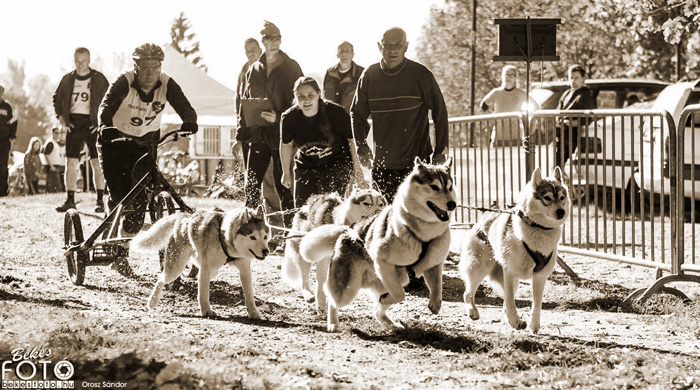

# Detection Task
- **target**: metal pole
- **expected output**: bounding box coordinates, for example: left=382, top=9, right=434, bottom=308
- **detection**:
left=469, top=0, right=477, bottom=147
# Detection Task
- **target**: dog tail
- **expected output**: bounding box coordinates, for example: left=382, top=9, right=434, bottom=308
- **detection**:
left=298, top=224, right=350, bottom=264
left=131, top=213, right=184, bottom=252
left=281, top=236, right=304, bottom=290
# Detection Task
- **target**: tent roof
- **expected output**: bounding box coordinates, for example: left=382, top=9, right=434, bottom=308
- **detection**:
left=161, top=45, right=236, bottom=119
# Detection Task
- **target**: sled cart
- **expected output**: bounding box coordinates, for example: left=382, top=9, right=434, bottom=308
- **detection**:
left=62, top=129, right=197, bottom=285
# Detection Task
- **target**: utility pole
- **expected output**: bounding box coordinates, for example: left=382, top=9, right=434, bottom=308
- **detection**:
left=469, top=0, right=477, bottom=147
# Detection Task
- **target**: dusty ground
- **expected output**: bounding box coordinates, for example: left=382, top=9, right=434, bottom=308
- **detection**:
left=1, top=193, right=700, bottom=389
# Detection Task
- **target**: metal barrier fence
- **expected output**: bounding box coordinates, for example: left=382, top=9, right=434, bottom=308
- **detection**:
left=446, top=108, right=700, bottom=303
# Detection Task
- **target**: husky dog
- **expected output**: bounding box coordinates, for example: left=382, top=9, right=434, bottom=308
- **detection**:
left=132, top=207, right=270, bottom=319
left=299, top=157, right=456, bottom=332
left=282, top=188, right=386, bottom=313
left=459, top=167, right=570, bottom=334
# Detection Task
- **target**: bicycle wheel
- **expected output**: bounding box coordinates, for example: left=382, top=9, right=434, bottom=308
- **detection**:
left=64, top=209, right=87, bottom=285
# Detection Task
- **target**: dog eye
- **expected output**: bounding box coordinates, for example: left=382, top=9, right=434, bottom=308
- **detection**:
left=543, top=195, right=552, bottom=201
left=430, top=185, right=440, bottom=191
left=362, top=202, right=371, bottom=206
left=250, top=235, right=257, bottom=240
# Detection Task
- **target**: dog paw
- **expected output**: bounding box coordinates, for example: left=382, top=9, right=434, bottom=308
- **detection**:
left=506, top=316, right=527, bottom=330
left=201, top=309, right=218, bottom=318
left=468, top=307, right=480, bottom=321
left=248, top=310, right=261, bottom=320
left=528, top=322, right=541, bottom=334
left=428, top=299, right=441, bottom=314
left=327, top=323, right=340, bottom=333
left=302, top=290, right=315, bottom=303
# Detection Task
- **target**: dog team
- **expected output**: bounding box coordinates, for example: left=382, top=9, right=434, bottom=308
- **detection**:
left=132, top=158, right=571, bottom=334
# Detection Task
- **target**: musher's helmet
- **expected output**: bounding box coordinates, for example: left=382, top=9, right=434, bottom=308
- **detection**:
left=132, top=43, right=164, bottom=63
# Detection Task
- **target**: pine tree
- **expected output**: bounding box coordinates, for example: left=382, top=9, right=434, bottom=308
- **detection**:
left=169, top=12, right=208, bottom=72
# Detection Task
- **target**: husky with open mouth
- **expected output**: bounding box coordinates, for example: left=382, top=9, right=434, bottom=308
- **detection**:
left=298, top=157, right=456, bottom=331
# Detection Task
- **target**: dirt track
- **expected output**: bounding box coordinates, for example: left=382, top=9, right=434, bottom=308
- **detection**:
left=2, top=193, right=700, bottom=389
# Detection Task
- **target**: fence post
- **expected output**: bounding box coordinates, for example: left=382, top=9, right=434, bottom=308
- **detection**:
left=524, top=112, right=534, bottom=179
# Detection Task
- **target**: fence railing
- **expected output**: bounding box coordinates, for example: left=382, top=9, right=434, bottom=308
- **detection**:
left=445, top=108, right=700, bottom=304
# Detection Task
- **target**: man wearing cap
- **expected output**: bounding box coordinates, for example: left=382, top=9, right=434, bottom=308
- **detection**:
left=235, top=21, right=303, bottom=233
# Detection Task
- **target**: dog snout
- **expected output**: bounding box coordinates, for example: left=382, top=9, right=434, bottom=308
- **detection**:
left=447, top=201, right=456, bottom=211
left=262, top=248, right=269, bottom=257
left=556, top=208, right=566, bottom=219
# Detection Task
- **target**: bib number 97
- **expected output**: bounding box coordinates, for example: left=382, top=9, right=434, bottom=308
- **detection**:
left=130, top=116, right=157, bottom=127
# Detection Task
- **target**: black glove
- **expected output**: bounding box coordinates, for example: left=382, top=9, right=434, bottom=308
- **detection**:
left=182, top=122, right=198, bottom=134
left=98, top=127, right=121, bottom=143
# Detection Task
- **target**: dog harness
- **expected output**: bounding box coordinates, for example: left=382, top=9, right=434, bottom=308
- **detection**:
left=403, top=224, right=433, bottom=278
left=475, top=211, right=554, bottom=273
left=217, top=214, right=238, bottom=264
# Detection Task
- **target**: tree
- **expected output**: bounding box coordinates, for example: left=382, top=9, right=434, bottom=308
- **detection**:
left=416, top=0, right=679, bottom=118
left=0, top=59, right=54, bottom=152
left=169, top=12, right=208, bottom=72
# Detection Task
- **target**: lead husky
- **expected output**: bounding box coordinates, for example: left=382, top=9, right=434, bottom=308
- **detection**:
left=459, top=167, right=570, bottom=334
left=132, top=207, right=270, bottom=319
left=282, top=188, right=386, bottom=313
left=299, top=157, right=456, bottom=332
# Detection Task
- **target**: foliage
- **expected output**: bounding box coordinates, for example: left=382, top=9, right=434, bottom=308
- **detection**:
left=169, top=12, right=207, bottom=72
left=416, top=0, right=684, bottom=117
left=0, top=59, right=54, bottom=151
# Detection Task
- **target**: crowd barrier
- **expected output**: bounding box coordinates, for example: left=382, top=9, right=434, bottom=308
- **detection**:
left=444, top=108, right=700, bottom=304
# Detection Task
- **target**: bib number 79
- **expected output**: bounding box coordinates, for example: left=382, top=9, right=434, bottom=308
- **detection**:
left=130, top=116, right=157, bottom=127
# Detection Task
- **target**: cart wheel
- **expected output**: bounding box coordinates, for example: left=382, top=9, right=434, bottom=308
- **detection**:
left=64, top=210, right=87, bottom=285
left=150, top=191, right=176, bottom=223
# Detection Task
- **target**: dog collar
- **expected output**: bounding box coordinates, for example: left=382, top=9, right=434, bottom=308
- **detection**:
left=217, top=216, right=237, bottom=263
left=516, top=209, right=553, bottom=230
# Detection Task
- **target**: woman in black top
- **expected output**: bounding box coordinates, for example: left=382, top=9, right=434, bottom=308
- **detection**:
left=280, top=77, right=355, bottom=207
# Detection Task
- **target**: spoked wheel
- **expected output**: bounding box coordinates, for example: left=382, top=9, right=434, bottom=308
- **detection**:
left=64, top=209, right=87, bottom=285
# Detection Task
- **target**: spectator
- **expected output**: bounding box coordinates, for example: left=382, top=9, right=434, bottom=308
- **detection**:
left=555, top=64, right=596, bottom=170
left=280, top=77, right=355, bottom=207
left=0, top=85, right=18, bottom=197
left=323, top=41, right=364, bottom=113
left=234, top=20, right=303, bottom=239
left=24, top=137, right=43, bottom=195
left=41, top=127, right=66, bottom=193
left=351, top=27, right=449, bottom=203
left=99, top=43, right=197, bottom=239
left=53, top=47, right=109, bottom=213
left=480, top=65, right=535, bottom=147
left=234, top=37, right=285, bottom=233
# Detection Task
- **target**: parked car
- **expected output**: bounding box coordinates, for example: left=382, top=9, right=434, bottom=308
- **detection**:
left=530, top=79, right=670, bottom=208
left=530, top=78, right=669, bottom=110
left=633, top=79, right=700, bottom=218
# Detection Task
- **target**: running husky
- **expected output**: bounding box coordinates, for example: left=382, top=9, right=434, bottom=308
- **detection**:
left=299, top=157, right=456, bottom=332
left=459, top=167, right=570, bottom=334
left=282, top=188, right=386, bottom=313
left=132, top=207, right=270, bottom=319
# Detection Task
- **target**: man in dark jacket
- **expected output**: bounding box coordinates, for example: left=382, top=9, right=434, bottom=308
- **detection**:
left=234, top=21, right=302, bottom=233
left=351, top=27, right=449, bottom=203
left=555, top=64, right=596, bottom=170
left=323, top=41, right=364, bottom=113
left=53, top=47, right=109, bottom=212
left=0, top=85, right=18, bottom=197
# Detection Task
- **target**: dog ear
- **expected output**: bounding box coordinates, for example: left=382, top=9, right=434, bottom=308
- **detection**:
left=443, top=155, right=453, bottom=170
left=254, top=205, right=265, bottom=219
left=413, top=156, right=425, bottom=170
left=530, top=167, right=542, bottom=186
left=552, top=166, right=563, bottom=182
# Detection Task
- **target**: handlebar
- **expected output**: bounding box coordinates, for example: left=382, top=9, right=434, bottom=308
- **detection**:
left=159, top=129, right=195, bottom=144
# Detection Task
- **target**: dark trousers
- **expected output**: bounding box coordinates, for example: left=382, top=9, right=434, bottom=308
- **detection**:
left=554, top=125, right=578, bottom=170
left=371, top=165, right=412, bottom=204
left=245, top=143, right=294, bottom=227
left=294, top=157, right=353, bottom=207
left=45, top=166, right=66, bottom=193
left=0, top=139, right=10, bottom=196
left=98, top=131, right=158, bottom=235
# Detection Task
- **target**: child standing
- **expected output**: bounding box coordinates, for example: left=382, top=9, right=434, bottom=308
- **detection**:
left=24, top=137, right=43, bottom=194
